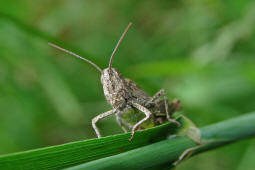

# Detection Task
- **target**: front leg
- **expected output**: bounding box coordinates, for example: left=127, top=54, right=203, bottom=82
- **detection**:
left=149, top=89, right=180, bottom=127
left=129, top=102, right=152, bottom=141
left=92, top=109, right=117, bottom=138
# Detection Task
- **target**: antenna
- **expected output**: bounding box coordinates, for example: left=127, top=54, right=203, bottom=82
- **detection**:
left=109, top=22, right=132, bottom=70
left=48, top=43, right=102, bottom=73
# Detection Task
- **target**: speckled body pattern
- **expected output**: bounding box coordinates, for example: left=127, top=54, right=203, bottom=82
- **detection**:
left=101, top=68, right=150, bottom=110
left=48, top=23, right=181, bottom=141
left=99, top=68, right=181, bottom=140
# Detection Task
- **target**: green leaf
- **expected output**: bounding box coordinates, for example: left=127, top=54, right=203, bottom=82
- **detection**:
left=1, top=113, right=255, bottom=170
left=66, top=112, right=255, bottom=170
left=0, top=122, right=178, bottom=170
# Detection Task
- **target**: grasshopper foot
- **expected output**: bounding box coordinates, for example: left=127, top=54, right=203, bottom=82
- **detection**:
left=168, top=118, right=181, bottom=127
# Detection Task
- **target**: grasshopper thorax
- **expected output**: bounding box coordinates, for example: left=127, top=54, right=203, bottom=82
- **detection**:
left=101, top=68, right=130, bottom=109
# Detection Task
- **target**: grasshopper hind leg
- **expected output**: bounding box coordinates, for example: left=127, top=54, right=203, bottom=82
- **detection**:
left=165, top=97, right=181, bottom=127
left=149, top=89, right=181, bottom=127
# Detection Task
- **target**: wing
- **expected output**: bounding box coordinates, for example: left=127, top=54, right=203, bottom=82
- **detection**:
left=124, top=78, right=151, bottom=105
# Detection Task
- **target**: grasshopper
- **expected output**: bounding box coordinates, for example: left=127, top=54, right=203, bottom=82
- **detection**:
left=48, top=22, right=181, bottom=141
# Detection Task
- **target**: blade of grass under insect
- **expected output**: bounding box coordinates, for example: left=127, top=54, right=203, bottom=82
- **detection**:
left=0, top=123, right=177, bottom=170
left=66, top=112, right=255, bottom=170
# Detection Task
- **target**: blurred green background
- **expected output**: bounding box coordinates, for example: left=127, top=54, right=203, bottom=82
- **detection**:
left=0, top=0, right=255, bottom=169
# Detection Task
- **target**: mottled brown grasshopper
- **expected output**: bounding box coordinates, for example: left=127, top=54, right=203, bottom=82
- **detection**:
left=48, top=22, right=182, bottom=141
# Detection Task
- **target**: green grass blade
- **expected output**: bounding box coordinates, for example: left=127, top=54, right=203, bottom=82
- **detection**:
left=67, top=112, right=255, bottom=170
left=0, top=123, right=177, bottom=170
left=1, top=113, right=254, bottom=170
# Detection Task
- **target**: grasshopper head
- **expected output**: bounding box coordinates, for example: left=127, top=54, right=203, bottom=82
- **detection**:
left=101, top=68, right=128, bottom=109
left=100, top=23, right=132, bottom=109
left=48, top=23, right=133, bottom=109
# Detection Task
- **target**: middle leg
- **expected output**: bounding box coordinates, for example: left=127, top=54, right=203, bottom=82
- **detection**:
left=116, top=112, right=133, bottom=132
